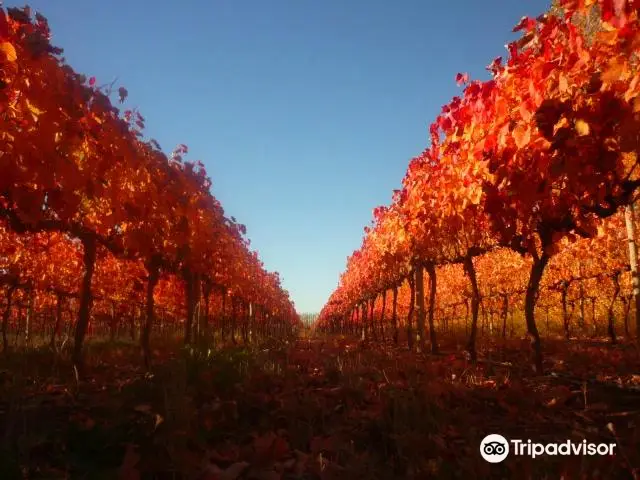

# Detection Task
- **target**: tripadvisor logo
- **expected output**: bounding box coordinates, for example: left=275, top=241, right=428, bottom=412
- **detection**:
left=480, top=434, right=616, bottom=463
left=480, top=434, right=509, bottom=463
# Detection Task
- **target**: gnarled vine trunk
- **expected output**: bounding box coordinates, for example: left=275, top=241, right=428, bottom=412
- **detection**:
left=463, top=255, right=479, bottom=361
left=407, top=276, right=415, bottom=350
left=425, top=263, right=438, bottom=354
left=221, top=289, right=227, bottom=342
left=183, top=270, right=201, bottom=346
left=141, top=258, right=161, bottom=368
left=392, top=285, right=399, bottom=345
left=415, top=265, right=426, bottom=351
left=524, top=251, right=550, bottom=375
left=230, top=297, right=238, bottom=345
left=201, top=280, right=212, bottom=348
left=72, top=235, right=97, bottom=373
left=369, top=295, right=377, bottom=342
left=2, top=285, right=16, bottom=353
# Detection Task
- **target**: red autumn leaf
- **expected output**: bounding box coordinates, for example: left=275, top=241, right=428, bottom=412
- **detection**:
left=455, top=72, right=469, bottom=86
left=513, top=16, right=537, bottom=33
left=486, top=56, right=502, bottom=76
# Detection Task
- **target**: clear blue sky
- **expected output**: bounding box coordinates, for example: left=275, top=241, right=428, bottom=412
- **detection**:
left=13, top=0, right=551, bottom=313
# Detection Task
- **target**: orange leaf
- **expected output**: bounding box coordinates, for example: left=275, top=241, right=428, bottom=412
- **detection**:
left=558, top=74, right=568, bottom=93
left=575, top=119, right=590, bottom=136
left=512, top=125, right=530, bottom=149
left=602, top=59, right=627, bottom=85
left=519, top=102, right=532, bottom=122
left=0, top=41, right=16, bottom=62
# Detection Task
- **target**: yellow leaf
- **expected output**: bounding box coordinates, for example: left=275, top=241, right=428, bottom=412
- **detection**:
left=0, top=42, right=17, bottom=62
left=575, top=119, right=590, bottom=136
left=26, top=99, right=45, bottom=117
